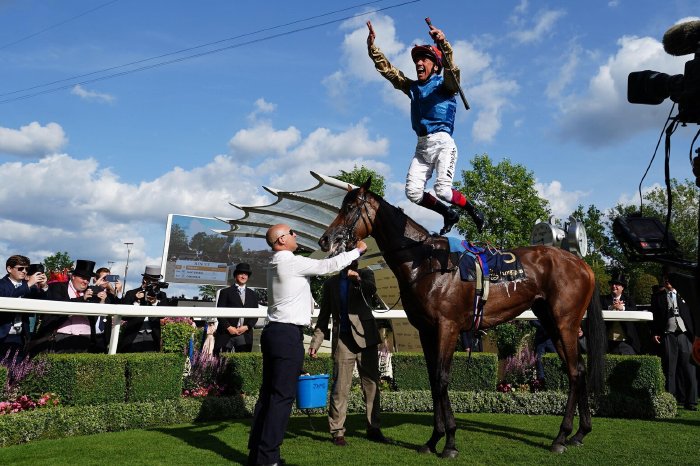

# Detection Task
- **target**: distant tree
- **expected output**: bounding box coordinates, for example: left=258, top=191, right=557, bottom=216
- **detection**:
left=454, top=154, right=550, bottom=248
left=572, top=204, right=611, bottom=290
left=168, top=224, right=190, bottom=257
left=336, top=165, right=386, bottom=197
left=198, top=284, right=223, bottom=301
left=43, top=251, right=73, bottom=273
left=189, top=232, right=229, bottom=262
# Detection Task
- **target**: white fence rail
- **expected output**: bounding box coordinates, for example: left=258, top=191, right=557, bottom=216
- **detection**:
left=0, top=297, right=651, bottom=355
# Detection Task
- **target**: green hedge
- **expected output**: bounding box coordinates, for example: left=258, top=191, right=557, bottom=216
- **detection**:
left=0, top=387, right=677, bottom=447
left=221, top=352, right=334, bottom=395
left=125, top=353, right=185, bottom=402
left=541, top=354, right=665, bottom=397
left=25, top=354, right=127, bottom=405
left=0, top=396, right=251, bottom=447
left=391, top=352, right=498, bottom=391
left=161, top=323, right=203, bottom=354
left=17, top=353, right=185, bottom=405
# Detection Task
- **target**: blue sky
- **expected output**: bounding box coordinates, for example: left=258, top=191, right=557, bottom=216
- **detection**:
left=0, top=0, right=698, bottom=295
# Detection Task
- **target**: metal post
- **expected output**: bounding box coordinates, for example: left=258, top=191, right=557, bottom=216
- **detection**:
left=123, top=242, right=133, bottom=299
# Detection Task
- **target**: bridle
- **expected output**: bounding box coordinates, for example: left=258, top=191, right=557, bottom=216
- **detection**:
left=336, top=191, right=375, bottom=250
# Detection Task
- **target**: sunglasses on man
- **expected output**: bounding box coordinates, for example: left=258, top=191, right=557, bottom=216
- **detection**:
left=275, top=229, right=297, bottom=244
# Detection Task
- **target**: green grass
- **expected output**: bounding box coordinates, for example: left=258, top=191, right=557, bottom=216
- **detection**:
left=0, top=410, right=698, bottom=465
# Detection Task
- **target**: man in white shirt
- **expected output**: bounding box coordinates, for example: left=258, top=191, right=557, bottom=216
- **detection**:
left=247, top=224, right=366, bottom=466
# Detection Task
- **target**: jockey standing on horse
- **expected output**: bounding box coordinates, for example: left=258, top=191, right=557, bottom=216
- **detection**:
left=366, top=20, right=484, bottom=235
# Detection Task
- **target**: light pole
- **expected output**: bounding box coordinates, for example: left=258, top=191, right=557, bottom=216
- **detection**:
left=123, top=242, right=133, bottom=298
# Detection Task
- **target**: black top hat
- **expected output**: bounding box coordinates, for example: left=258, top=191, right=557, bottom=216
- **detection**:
left=141, top=265, right=162, bottom=279
left=609, top=272, right=628, bottom=287
left=72, top=260, right=96, bottom=279
left=233, top=263, right=253, bottom=276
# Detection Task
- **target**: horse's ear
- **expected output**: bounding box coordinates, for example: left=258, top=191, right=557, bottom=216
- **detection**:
left=347, top=184, right=353, bottom=192
left=361, top=177, right=372, bottom=192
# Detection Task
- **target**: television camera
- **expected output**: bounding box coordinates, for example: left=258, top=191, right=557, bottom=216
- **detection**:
left=616, top=20, right=700, bottom=335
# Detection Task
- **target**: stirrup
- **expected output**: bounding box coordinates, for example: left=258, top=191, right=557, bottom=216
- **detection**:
left=440, top=208, right=460, bottom=235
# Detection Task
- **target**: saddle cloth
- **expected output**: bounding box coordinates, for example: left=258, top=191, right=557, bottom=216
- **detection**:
left=447, top=237, right=526, bottom=283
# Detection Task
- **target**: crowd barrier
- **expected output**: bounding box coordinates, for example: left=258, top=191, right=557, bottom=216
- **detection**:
left=0, top=296, right=651, bottom=355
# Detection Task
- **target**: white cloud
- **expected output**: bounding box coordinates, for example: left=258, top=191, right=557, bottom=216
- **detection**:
left=247, top=98, right=276, bottom=121
left=555, top=33, right=688, bottom=146
left=469, top=73, right=519, bottom=142
left=616, top=182, right=663, bottom=207
left=0, top=121, right=67, bottom=157
left=511, top=8, right=566, bottom=44
left=71, top=84, right=115, bottom=103
left=228, top=121, right=301, bottom=157
left=545, top=44, right=581, bottom=100
left=535, top=180, right=588, bottom=218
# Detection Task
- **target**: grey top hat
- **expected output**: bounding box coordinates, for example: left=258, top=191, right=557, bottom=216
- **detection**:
left=233, top=263, right=253, bottom=276
left=142, top=265, right=162, bottom=279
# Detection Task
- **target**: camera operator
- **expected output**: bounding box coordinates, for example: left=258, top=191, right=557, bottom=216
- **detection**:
left=119, top=265, right=169, bottom=353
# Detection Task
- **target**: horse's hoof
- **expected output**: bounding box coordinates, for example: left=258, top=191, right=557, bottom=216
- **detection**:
left=566, top=438, right=583, bottom=447
left=417, top=444, right=436, bottom=454
left=550, top=443, right=567, bottom=454
left=440, top=448, right=459, bottom=459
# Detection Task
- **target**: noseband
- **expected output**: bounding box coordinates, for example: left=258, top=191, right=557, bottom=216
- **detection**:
left=337, top=192, right=374, bottom=247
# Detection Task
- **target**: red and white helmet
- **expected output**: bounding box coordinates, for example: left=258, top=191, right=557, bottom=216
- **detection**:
left=411, top=44, right=443, bottom=73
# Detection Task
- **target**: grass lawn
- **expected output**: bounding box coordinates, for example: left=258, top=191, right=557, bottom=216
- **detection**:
left=0, top=409, right=698, bottom=465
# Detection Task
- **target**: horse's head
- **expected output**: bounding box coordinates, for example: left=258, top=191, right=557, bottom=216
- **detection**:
left=319, top=177, right=378, bottom=255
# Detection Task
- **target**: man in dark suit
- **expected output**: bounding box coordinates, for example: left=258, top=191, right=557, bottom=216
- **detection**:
left=0, top=255, right=47, bottom=358
left=309, top=261, right=390, bottom=446
left=119, top=265, right=168, bottom=353
left=33, top=259, right=98, bottom=354
left=215, top=263, right=259, bottom=354
left=651, top=273, right=697, bottom=411
left=600, top=272, right=641, bottom=355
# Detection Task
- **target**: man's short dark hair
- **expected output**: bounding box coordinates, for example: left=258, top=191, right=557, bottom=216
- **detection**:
left=6, top=255, right=30, bottom=269
left=95, top=267, right=110, bottom=276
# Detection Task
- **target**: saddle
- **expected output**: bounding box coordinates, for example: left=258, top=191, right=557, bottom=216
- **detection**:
left=447, top=237, right=526, bottom=331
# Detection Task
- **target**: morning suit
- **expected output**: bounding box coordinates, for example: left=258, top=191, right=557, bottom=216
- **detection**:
left=651, top=288, right=697, bottom=408
left=214, top=285, right=258, bottom=354
left=118, top=287, right=167, bottom=352
left=601, top=293, right=641, bottom=354
left=310, top=267, right=381, bottom=439
left=0, top=275, right=35, bottom=356
left=31, top=281, right=97, bottom=354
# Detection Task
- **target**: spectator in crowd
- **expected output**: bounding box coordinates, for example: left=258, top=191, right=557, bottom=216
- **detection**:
left=33, top=260, right=98, bottom=354
left=531, top=320, right=556, bottom=383
left=119, top=265, right=167, bottom=353
left=0, top=255, right=47, bottom=358
left=247, top=224, right=366, bottom=466
left=601, top=272, right=641, bottom=355
left=651, top=273, right=697, bottom=411
left=309, top=260, right=391, bottom=447
left=460, top=328, right=483, bottom=354
left=90, top=267, right=122, bottom=353
left=214, top=263, right=259, bottom=354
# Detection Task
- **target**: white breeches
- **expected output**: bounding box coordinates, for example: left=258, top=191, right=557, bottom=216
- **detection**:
left=405, top=131, right=458, bottom=204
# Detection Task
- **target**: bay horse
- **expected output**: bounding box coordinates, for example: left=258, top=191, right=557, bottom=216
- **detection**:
left=319, top=179, right=606, bottom=457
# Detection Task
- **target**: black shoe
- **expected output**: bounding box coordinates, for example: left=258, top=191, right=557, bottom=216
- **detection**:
left=332, top=436, right=347, bottom=446
left=465, top=202, right=485, bottom=233
left=440, top=208, right=460, bottom=235
left=367, top=429, right=394, bottom=444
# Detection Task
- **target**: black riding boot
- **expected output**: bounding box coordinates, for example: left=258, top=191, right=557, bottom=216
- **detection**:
left=464, top=200, right=485, bottom=233
left=419, top=192, right=460, bottom=235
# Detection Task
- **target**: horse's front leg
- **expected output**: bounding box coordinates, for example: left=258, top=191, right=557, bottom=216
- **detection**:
left=416, top=327, right=444, bottom=454
left=436, top=324, right=459, bottom=459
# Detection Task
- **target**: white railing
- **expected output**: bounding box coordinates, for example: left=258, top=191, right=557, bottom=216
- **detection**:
left=0, top=297, right=652, bottom=355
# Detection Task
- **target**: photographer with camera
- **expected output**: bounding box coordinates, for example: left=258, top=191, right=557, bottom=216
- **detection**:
left=119, top=265, right=169, bottom=353
left=1, top=255, right=47, bottom=359
left=90, top=267, right=122, bottom=353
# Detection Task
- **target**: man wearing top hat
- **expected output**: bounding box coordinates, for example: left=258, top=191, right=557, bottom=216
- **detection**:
left=215, top=263, right=259, bottom=354
left=600, top=272, right=641, bottom=355
left=120, top=265, right=168, bottom=353
left=32, top=259, right=100, bottom=354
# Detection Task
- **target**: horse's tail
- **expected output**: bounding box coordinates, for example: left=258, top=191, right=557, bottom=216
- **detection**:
left=585, top=282, right=606, bottom=395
